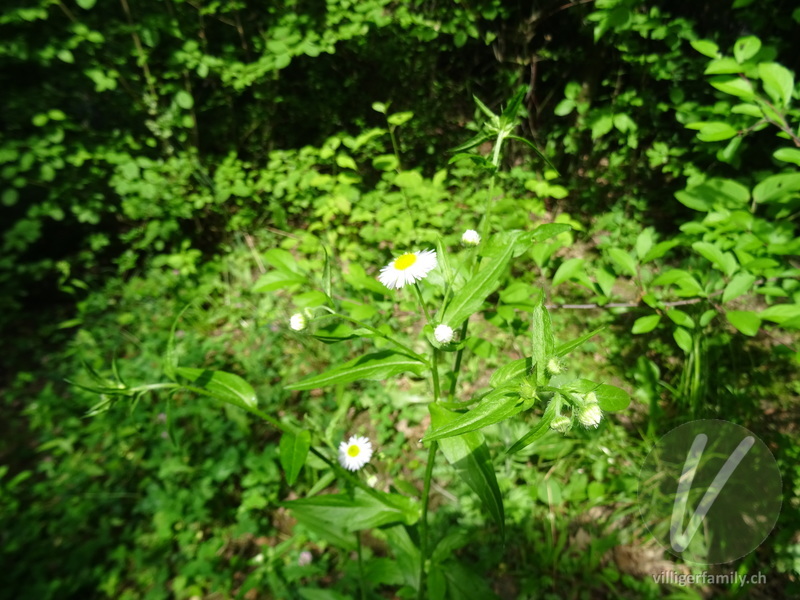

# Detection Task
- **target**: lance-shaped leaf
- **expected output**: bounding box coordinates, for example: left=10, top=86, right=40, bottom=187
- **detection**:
left=555, top=326, right=605, bottom=358
left=430, top=404, right=505, bottom=539
left=279, top=429, right=311, bottom=485
left=564, top=379, right=631, bottom=411
left=489, top=357, right=534, bottom=388
left=176, top=367, right=258, bottom=410
left=422, top=388, right=524, bottom=442
left=440, top=233, right=518, bottom=328
left=283, top=488, right=420, bottom=531
left=531, top=223, right=572, bottom=243
left=507, top=135, right=560, bottom=175
left=507, top=397, right=559, bottom=455
left=531, top=298, right=554, bottom=384
left=286, top=351, right=426, bottom=391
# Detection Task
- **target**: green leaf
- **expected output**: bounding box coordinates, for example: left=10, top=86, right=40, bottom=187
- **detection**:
left=673, top=327, right=693, bottom=353
left=710, top=76, right=755, bottom=99
left=686, top=121, right=738, bottom=142
left=506, top=399, right=557, bottom=454
left=642, top=240, right=679, bottom=263
left=555, top=326, right=605, bottom=358
left=690, top=40, right=719, bottom=59
left=753, top=173, right=800, bottom=204
left=279, top=430, right=311, bottom=485
left=758, top=62, right=794, bottom=107
left=335, top=154, right=357, bottom=170
left=632, top=314, right=661, bottom=334
left=387, top=111, right=414, bottom=126
left=283, top=488, right=420, bottom=531
left=675, top=178, right=750, bottom=212
left=531, top=223, right=572, bottom=243
left=531, top=297, right=554, bottom=384
left=430, top=404, right=504, bottom=538
left=723, top=273, right=756, bottom=303
left=253, top=270, right=306, bottom=292
left=76, top=0, right=96, bottom=8
left=692, top=241, right=736, bottom=276
left=176, top=367, right=258, bottom=410
left=553, top=258, right=586, bottom=286
left=759, top=304, right=800, bottom=324
left=607, top=248, right=638, bottom=277
left=726, top=311, right=761, bottom=336
left=441, top=233, right=518, bottom=327
left=635, top=228, right=654, bottom=260
left=667, top=309, right=695, bottom=329
left=286, top=351, right=425, bottom=391
left=421, top=389, right=523, bottom=442
left=175, top=90, right=194, bottom=109
left=773, top=147, right=800, bottom=166
left=264, top=248, right=302, bottom=274
left=565, top=380, right=631, bottom=411
left=733, top=36, right=761, bottom=63
left=449, top=132, right=493, bottom=154
left=490, top=357, right=533, bottom=388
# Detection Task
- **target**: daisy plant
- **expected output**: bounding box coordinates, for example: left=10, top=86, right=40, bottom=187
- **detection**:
left=73, top=88, right=631, bottom=599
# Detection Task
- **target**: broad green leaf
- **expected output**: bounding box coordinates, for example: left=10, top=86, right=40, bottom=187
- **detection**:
left=653, top=269, right=704, bottom=295
left=642, top=240, right=679, bottom=263
left=506, top=399, right=558, bottom=455
left=335, top=153, right=357, bottom=170
left=176, top=367, right=258, bottom=410
left=490, top=357, right=533, bottom=388
left=175, top=90, right=194, bottom=109
left=264, top=248, right=302, bottom=274
left=531, top=298, right=554, bottom=384
left=253, top=270, right=305, bottom=292
left=753, top=173, right=800, bottom=204
left=759, top=304, right=800, bottom=323
left=773, top=147, right=800, bottom=166
left=632, top=314, right=661, bottom=334
left=692, top=241, right=736, bottom=276
left=686, top=121, right=738, bottom=142
left=667, top=309, right=695, bottom=329
left=608, top=248, right=638, bottom=277
left=531, top=223, right=572, bottom=243
left=723, top=273, right=756, bottom=303
left=286, top=351, right=426, bottom=390
left=733, top=36, right=761, bottom=63
left=442, top=561, right=500, bottom=600
left=555, top=326, right=605, bottom=357
left=726, top=311, right=761, bottom=336
left=635, top=228, right=654, bottom=260
left=441, top=233, right=518, bottom=327
left=422, top=389, right=523, bottom=442
left=565, top=380, right=631, bottom=411
left=76, top=0, right=96, bottom=8
left=279, top=430, right=311, bottom=485
left=675, top=178, right=750, bottom=211
left=387, top=111, right=414, bottom=126
left=705, top=57, right=742, bottom=74
left=710, top=76, right=755, bottom=100
left=690, top=40, right=719, bottom=59
left=430, top=404, right=504, bottom=538
left=758, top=62, right=794, bottom=107
left=283, top=488, right=420, bottom=531
left=553, top=257, right=586, bottom=286
left=673, top=327, right=693, bottom=353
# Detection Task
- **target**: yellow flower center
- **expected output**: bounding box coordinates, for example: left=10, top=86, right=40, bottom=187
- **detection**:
left=347, top=445, right=361, bottom=457
left=394, top=253, right=417, bottom=271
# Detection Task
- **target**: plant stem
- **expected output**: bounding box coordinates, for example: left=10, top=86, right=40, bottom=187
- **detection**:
left=413, top=283, right=432, bottom=324
left=417, top=440, right=436, bottom=600
left=447, top=320, right=470, bottom=401
left=356, top=532, right=367, bottom=600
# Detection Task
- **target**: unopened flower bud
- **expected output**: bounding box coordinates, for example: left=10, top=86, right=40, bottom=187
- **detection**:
left=289, top=313, right=306, bottom=331
left=550, top=415, right=571, bottom=433
left=461, top=229, right=481, bottom=246
left=546, top=358, right=563, bottom=375
left=577, top=403, right=603, bottom=428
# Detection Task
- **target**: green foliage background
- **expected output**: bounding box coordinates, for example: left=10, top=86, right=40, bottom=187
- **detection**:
left=2, top=0, right=800, bottom=598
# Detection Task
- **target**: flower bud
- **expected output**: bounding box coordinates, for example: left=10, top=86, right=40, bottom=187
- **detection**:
left=577, top=403, right=603, bottom=428
left=434, top=324, right=454, bottom=344
left=546, top=358, right=563, bottom=375
left=461, top=229, right=481, bottom=246
left=550, top=415, right=571, bottom=433
left=289, top=313, right=306, bottom=331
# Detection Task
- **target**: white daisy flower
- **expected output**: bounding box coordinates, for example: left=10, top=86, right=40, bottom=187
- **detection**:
left=461, top=229, right=481, bottom=246
left=577, top=403, right=603, bottom=428
left=434, top=324, right=454, bottom=344
left=378, top=250, right=437, bottom=290
left=338, top=435, right=373, bottom=471
left=289, top=313, right=306, bottom=331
